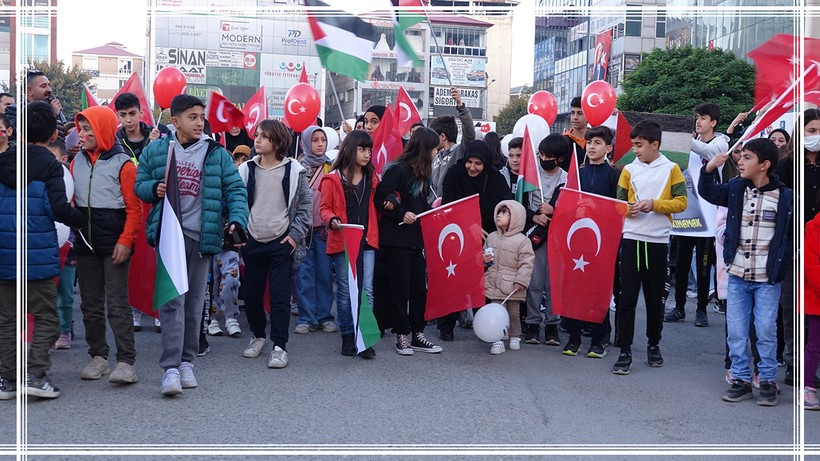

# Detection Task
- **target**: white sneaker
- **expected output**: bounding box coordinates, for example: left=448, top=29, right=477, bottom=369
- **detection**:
left=267, top=346, right=288, bottom=368
left=509, top=338, right=521, bottom=350
left=154, top=318, right=162, bottom=333
left=207, top=319, right=224, bottom=336
left=686, top=290, right=697, bottom=299
left=243, top=336, right=266, bottom=358
left=225, top=318, right=242, bottom=337
left=161, top=369, right=182, bottom=396
left=490, top=341, right=505, bottom=355
left=179, top=362, right=197, bottom=388
left=132, top=309, right=142, bottom=331
left=321, top=320, right=339, bottom=333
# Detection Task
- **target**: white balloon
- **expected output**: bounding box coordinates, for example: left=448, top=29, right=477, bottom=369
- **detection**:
left=473, top=303, right=509, bottom=343
left=512, top=114, right=550, bottom=153
left=56, top=164, right=73, bottom=247
left=323, top=126, right=339, bottom=151
left=500, top=134, right=514, bottom=158
left=56, top=223, right=69, bottom=248
left=325, top=149, right=339, bottom=162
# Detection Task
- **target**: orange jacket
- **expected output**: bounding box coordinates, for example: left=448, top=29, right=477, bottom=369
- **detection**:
left=319, top=171, right=379, bottom=254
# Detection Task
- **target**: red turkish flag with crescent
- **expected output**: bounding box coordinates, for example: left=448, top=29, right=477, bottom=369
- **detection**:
left=372, top=107, right=404, bottom=176
left=206, top=92, right=246, bottom=134
left=548, top=188, right=627, bottom=323
left=243, top=86, right=268, bottom=139
left=392, top=86, right=422, bottom=136
left=109, top=72, right=155, bottom=126
left=420, top=194, right=486, bottom=320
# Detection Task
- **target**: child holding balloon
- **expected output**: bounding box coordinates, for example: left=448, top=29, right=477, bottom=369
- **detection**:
left=482, top=200, right=534, bottom=354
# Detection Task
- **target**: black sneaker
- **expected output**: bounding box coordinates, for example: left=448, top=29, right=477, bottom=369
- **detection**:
left=757, top=381, right=779, bottom=406
left=784, top=365, right=794, bottom=386
left=411, top=332, right=442, bottom=353
left=713, top=300, right=726, bottom=315
left=439, top=329, right=454, bottom=342
left=612, top=352, right=632, bottom=375
left=0, top=378, right=16, bottom=400
left=198, top=335, right=210, bottom=357
left=25, top=374, right=60, bottom=399
left=647, top=345, right=664, bottom=367
left=722, top=379, right=753, bottom=402
left=562, top=339, right=581, bottom=356
left=524, top=323, right=540, bottom=345
left=694, top=311, right=709, bottom=327
left=358, top=347, right=376, bottom=359
left=544, top=324, right=560, bottom=346
left=664, top=308, right=685, bottom=322
left=587, top=342, right=607, bottom=358
left=341, top=333, right=356, bottom=357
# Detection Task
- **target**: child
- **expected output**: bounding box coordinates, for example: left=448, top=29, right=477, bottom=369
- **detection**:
left=135, top=95, right=248, bottom=396
left=500, top=137, right=522, bottom=193
left=294, top=125, right=337, bottom=335
left=612, top=120, right=687, bottom=375
left=699, top=138, right=792, bottom=406
left=237, top=119, right=311, bottom=369
left=561, top=96, right=588, bottom=171
left=483, top=200, right=534, bottom=354
left=71, top=106, right=143, bottom=385
left=48, top=140, right=76, bottom=350
left=320, top=130, right=380, bottom=357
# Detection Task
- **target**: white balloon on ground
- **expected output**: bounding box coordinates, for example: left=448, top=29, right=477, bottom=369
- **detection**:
left=325, top=149, right=339, bottom=162
left=512, top=114, right=550, bottom=153
left=500, top=133, right=514, bottom=158
left=323, top=126, right=339, bottom=150
left=473, top=303, right=509, bottom=343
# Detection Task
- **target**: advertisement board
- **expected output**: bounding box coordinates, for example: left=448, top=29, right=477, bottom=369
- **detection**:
left=430, top=56, right=487, bottom=88
left=220, top=19, right=263, bottom=51
left=260, top=54, right=323, bottom=118
left=433, top=87, right=481, bottom=108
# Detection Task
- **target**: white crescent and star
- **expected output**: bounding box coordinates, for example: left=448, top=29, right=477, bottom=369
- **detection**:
left=566, top=217, right=602, bottom=272
left=437, top=223, right=465, bottom=277
left=399, top=103, right=412, bottom=122
left=216, top=101, right=229, bottom=123
left=287, top=99, right=303, bottom=116
left=586, top=93, right=603, bottom=108
left=245, top=104, right=261, bottom=131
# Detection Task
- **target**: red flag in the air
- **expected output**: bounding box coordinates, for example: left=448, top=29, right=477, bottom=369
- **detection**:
left=566, top=141, right=580, bottom=191
left=129, top=202, right=158, bottom=318
left=612, top=111, right=633, bottom=164
left=109, top=72, right=155, bottom=126
left=206, top=92, right=245, bottom=134
left=392, top=86, right=422, bottom=136
left=243, top=86, right=268, bottom=139
left=548, top=188, right=627, bottom=323
left=420, top=194, right=485, bottom=320
left=748, top=34, right=820, bottom=111
left=299, top=63, right=309, bottom=83
left=371, top=107, right=403, bottom=175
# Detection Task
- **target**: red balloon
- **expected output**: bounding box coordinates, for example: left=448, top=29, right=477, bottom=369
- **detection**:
left=153, top=67, right=188, bottom=109
left=581, top=80, right=617, bottom=127
left=527, top=90, right=558, bottom=125
left=283, top=83, right=320, bottom=133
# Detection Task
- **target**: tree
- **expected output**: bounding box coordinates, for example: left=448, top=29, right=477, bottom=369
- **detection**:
left=618, top=46, right=756, bottom=131
left=4, top=60, right=95, bottom=119
left=494, top=86, right=532, bottom=136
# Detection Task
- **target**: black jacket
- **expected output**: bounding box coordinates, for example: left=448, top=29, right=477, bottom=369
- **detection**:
left=374, top=163, right=431, bottom=249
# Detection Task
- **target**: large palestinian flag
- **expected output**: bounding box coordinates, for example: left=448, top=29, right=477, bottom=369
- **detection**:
left=305, top=0, right=380, bottom=82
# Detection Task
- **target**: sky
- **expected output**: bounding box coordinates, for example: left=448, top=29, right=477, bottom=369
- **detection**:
left=56, top=0, right=536, bottom=88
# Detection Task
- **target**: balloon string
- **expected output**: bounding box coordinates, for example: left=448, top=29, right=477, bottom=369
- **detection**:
left=501, top=289, right=517, bottom=306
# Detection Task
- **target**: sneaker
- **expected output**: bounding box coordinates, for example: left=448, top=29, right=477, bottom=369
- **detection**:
left=708, top=289, right=716, bottom=300
left=322, top=320, right=339, bottom=333
left=694, top=311, right=709, bottom=327
left=341, top=333, right=356, bottom=357
left=805, top=387, right=820, bottom=410
left=161, top=369, right=182, bottom=396
left=179, top=362, right=197, bottom=388
left=359, top=347, right=376, bottom=359
left=154, top=318, right=162, bottom=333
left=207, top=319, right=224, bottom=336
left=722, top=379, right=753, bottom=402
left=713, top=300, right=726, bottom=315
left=80, top=356, right=110, bottom=380
left=612, top=352, right=632, bottom=375
left=686, top=289, right=697, bottom=299
left=785, top=365, right=794, bottom=386
left=664, top=308, right=685, bottom=322
left=458, top=310, right=473, bottom=329
left=225, top=318, right=242, bottom=337
left=523, top=324, right=540, bottom=345
left=544, top=325, right=560, bottom=346
left=757, top=380, right=779, bottom=406
left=753, top=373, right=760, bottom=389
left=243, top=336, right=267, bottom=358
left=395, top=334, right=414, bottom=356
left=490, top=341, right=505, bottom=355
left=294, top=324, right=314, bottom=334
left=777, top=355, right=785, bottom=367
left=132, top=309, right=142, bottom=331
left=647, top=345, right=664, bottom=367
left=25, top=374, right=60, bottom=399
left=509, top=338, right=521, bottom=350
left=108, top=362, right=138, bottom=384
left=411, top=332, right=442, bottom=353
left=562, top=339, right=581, bottom=356
left=725, top=369, right=733, bottom=385
left=439, top=329, right=455, bottom=342
left=290, top=302, right=299, bottom=316
left=198, top=335, right=210, bottom=357
left=267, top=346, right=288, bottom=368
left=587, top=343, right=607, bottom=358
left=0, top=378, right=16, bottom=400
left=54, top=333, right=71, bottom=350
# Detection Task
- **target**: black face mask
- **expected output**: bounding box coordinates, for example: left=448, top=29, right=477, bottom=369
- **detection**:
left=540, top=159, right=557, bottom=171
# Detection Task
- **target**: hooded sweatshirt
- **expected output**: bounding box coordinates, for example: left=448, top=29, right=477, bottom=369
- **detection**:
left=484, top=200, right=534, bottom=302
left=71, top=106, right=142, bottom=254
left=116, top=121, right=155, bottom=162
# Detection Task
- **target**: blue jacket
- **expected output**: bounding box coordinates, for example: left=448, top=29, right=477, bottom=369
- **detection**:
left=134, top=134, right=248, bottom=255
left=698, top=167, right=792, bottom=284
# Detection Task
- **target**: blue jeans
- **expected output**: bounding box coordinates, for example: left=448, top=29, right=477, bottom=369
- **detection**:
left=332, top=249, right=374, bottom=335
left=56, top=265, right=76, bottom=334
left=726, top=275, right=780, bottom=382
left=295, top=231, right=335, bottom=327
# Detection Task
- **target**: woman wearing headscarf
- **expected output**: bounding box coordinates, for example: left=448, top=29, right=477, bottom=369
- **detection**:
left=218, top=126, right=254, bottom=154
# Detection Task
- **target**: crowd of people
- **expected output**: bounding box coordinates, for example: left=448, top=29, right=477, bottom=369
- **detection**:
left=0, top=70, right=816, bottom=411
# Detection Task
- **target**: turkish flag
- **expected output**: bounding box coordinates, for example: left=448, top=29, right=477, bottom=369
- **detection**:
left=243, top=86, right=267, bottom=139
left=299, top=63, right=309, bottom=83
left=372, top=106, right=404, bottom=176
left=565, top=142, right=580, bottom=191
left=109, top=72, right=155, bottom=127
left=420, top=194, right=486, bottom=320
left=612, top=111, right=633, bottom=164
left=392, top=86, right=421, bottom=137
left=548, top=188, right=627, bottom=323
left=206, top=92, right=245, bottom=134
left=748, top=34, right=820, bottom=111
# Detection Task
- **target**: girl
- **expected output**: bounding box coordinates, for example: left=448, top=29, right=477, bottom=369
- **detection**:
left=374, top=127, right=442, bottom=356
left=320, top=130, right=380, bottom=357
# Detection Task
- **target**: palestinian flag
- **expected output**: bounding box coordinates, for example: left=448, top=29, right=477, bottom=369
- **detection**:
left=81, top=85, right=98, bottom=110
left=392, top=0, right=425, bottom=67
left=515, top=126, right=542, bottom=203
left=153, top=141, right=189, bottom=309
left=305, top=0, right=379, bottom=82
left=341, top=224, right=380, bottom=353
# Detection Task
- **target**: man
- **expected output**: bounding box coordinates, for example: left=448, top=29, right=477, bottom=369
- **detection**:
left=27, top=70, right=65, bottom=139
left=0, top=93, right=13, bottom=114
left=561, top=96, right=588, bottom=172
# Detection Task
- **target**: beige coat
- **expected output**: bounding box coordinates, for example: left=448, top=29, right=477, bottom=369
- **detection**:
left=484, top=200, right=534, bottom=302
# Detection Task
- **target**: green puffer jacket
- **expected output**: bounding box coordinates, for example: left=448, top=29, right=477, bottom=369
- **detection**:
left=135, top=134, right=248, bottom=255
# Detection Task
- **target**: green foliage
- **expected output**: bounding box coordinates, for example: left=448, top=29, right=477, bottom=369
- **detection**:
left=494, top=89, right=532, bottom=136
left=20, top=60, right=94, bottom=120
left=619, top=46, right=756, bottom=131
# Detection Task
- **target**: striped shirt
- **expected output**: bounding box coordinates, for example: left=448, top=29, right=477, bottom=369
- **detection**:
left=727, top=186, right=780, bottom=282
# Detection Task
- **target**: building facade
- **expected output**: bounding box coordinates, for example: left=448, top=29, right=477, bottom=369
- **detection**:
left=71, top=43, right=144, bottom=101
left=7, top=0, right=58, bottom=87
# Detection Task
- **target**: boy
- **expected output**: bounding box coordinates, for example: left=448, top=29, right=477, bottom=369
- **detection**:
left=613, top=121, right=687, bottom=375
left=561, top=97, right=588, bottom=172
left=237, top=120, right=312, bottom=369
left=135, top=95, right=248, bottom=396
left=71, top=106, right=143, bottom=384
left=0, top=102, right=85, bottom=399
left=429, top=88, right=475, bottom=198
left=699, top=138, right=792, bottom=406
left=48, top=140, right=76, bottom=350
left=523, top=133, right=568, bottom=346
left=500, top=137, right=522, bottom=193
